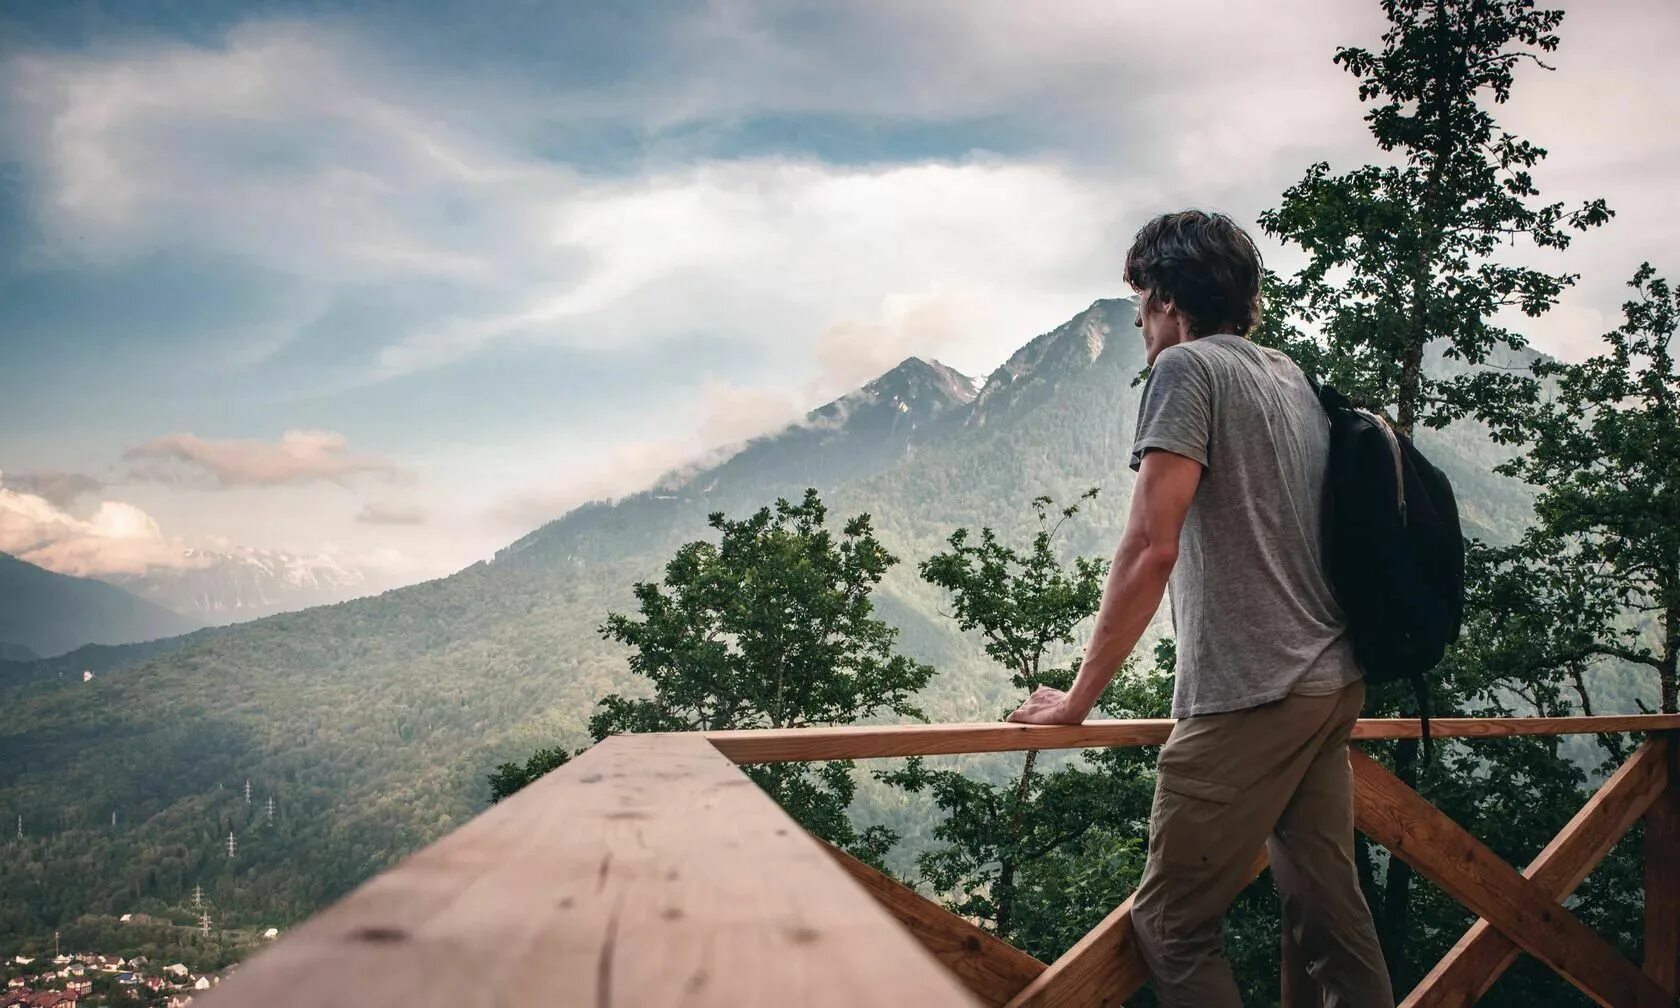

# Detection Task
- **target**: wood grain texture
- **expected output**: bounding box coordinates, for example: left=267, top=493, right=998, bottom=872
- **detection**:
left=1644, top=734, right=1680, bottom=995
left=1351, top=748, right=1671, bottom=1008
left=703, top=716, right=1680, bottom=764
left=197, top=733, right=981, bottom=1008
left=823, top=844, right=1045, bottom=1007
left=1002, top=848, right=1270, bottom=1008
left=1403, top=736, right=1671, bottom=1008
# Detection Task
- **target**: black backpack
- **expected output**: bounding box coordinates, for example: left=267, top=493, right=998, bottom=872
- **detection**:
left=1309, top=379, right=1465, bottom=757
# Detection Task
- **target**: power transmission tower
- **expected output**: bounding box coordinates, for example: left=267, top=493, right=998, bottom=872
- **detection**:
left=227, top=831, right=237, bottom=859
left=266, top=795, right=275, bottom=823
left=199, top=910, right=212, bottom=936
left=192, top=883, right=205, bottom=909
left=244, top=779, right=252, bottom=804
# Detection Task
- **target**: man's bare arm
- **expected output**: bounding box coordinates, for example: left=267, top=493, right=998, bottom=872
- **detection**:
left=1008, top=448, right=1202, bottom=724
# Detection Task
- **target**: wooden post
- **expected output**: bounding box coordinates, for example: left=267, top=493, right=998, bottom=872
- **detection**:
left=1646, top=731, right=1680, bottom=996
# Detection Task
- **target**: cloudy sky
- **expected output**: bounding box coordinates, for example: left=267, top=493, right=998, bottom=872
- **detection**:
left=1, top=0, right=1674, bottom=589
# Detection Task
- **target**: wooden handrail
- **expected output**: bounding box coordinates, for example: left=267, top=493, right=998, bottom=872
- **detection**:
left=199, top=732, right=983, bottom=1008
left=704, top=714, right=1680, bottom=764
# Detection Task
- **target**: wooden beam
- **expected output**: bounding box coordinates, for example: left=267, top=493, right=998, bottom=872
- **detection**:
left=703, top=716, right=1680, bottom=765
left=1353, top=715, right=1680, bottom=742
left=1350, top=748, right=1671, bottom=1008
left=1403, top=735, right=1671, bottom=1008
left=1002, top=848, right=1269, bottom=1008
left=198, top=734, right=981, bottom=1008
left=822, top=843, right=1046, bottom=1007
left=706, top=720, right=1176, bottom=763
left=1645, top=733, right=1680, bottom=995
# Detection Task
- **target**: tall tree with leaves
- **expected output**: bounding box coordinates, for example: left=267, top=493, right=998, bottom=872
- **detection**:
left=589, top=488, right=933, bottom=866
left=880, top=491, right=1164, bottom=954
left=1480, top=265, right=1679, bottom=714
left=1253, top=0, right=1612, bottom=983
left=1259, top=0, right=1610, bottom=434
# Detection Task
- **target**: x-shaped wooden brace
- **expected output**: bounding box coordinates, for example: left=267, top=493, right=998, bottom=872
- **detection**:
left=829, top=735, right=1680, bottom=1008
left=1352, top=739, right=1674, bottom=1008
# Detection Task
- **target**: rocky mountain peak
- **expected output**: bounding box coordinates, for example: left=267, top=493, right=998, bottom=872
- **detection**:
left=968, top=297, right=1139, bottom=426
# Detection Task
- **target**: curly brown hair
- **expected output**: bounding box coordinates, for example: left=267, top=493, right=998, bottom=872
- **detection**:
left=1123, top=210, right=1263, bottom=337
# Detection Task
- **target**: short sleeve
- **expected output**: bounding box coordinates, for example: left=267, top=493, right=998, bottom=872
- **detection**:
left=1129, top=347, right=1212, bottom=471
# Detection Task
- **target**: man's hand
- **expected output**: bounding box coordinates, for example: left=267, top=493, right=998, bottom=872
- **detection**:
left=1007, top=685, right=1087, bottom=725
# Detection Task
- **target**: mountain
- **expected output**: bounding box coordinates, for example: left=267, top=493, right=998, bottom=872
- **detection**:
left=0, top=552, right=202, bottom=658
left=496, top=354, right=977, bottom=571
left=0, top=297, right=1579, bottom=947
left=101, top=548, right=368, bottom=623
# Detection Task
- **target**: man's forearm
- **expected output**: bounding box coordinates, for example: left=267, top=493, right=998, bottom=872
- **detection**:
left=1065, top=532, right=1176, bottom=716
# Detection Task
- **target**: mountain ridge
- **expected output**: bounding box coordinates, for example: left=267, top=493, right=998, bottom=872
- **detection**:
left=0, top=552, right=202, bottom=658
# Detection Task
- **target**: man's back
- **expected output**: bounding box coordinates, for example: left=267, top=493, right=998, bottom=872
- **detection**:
left=1129, top=332, right=1360, bottom=717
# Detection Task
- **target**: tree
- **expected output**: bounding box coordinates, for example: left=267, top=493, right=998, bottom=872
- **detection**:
left=1253, top=0, right=1613, bottom=985
left=1482, top=265, right=1678, bottom=714
left=879, top=492, right=1162, bottom=954
left=590, top=488, right=934, bottom=866
left=1259, top=0, right=1610, bottom=435
left=486, top=746, right=571, bottom=804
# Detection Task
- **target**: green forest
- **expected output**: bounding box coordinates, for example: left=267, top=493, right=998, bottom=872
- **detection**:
left=2, top=2, right=1676, bottom=1005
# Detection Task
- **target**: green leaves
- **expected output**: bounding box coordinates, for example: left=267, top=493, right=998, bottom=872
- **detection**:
left=486, top=746, right=572, bottom=804
left=1482, top=264, right=1679, bottom=713
left=880, top=490, right=1173, bottom=951
left=1257, top=0, right=1610, bottom=434
left=593, top=488, right=934, bottom=735
left=917, top=489, right=1106, bottom=692
left=587, top=488, right=934, bottom=866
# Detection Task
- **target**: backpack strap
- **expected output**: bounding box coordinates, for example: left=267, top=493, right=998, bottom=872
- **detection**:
left=1412, top=670, right=1434, bottom=765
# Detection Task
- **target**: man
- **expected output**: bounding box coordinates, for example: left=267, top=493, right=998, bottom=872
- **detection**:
left=1008, top=210, right=1393, bottom=1007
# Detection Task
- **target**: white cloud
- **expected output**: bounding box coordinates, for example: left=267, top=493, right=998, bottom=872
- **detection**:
left=378, top=156, right=1132, bottom=380
left=124, top=429, right=410, bottom=488
left=355, top=501, right=429, bottom=526
left=0, top=480, right=197, bottom=577
left=5, top=22, right=560, bottom=281
left=486, top=375, right=817, bottom=534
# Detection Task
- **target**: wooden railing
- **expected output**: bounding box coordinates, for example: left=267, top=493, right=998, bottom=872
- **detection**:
left=202, top=715, right=1680, bottom=1008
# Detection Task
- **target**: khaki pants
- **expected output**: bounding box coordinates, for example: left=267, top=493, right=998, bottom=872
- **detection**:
left=1131, top=680, right=1394, bottom=1007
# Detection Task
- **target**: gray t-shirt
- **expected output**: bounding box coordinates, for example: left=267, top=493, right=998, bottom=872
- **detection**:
left=1129, top=333, right=1362, bottom=717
